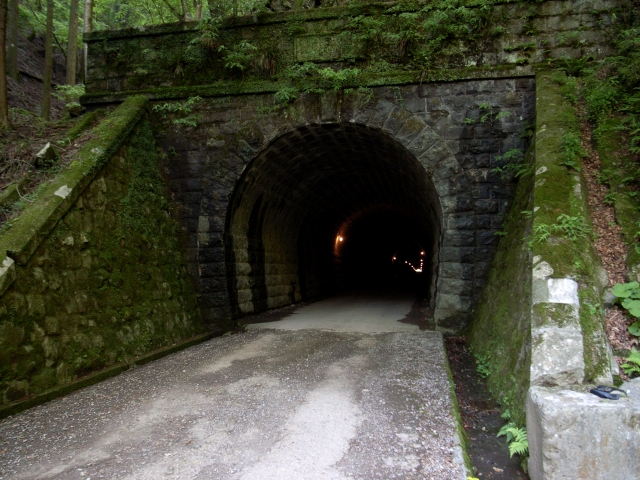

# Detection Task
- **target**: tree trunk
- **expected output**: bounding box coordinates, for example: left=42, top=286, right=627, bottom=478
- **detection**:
left=82, top=0, right=93, bottom=84
left=194, top=0, right=202, bottom=20
left=41, top=0, right=54, bottom=120
left=0, top=0, right=8, bottom=128
left=7, top=0, right=17, bottom=81
left=180, top=0, right=192, bottom=20
left=66, top=0, right=79, bottom=86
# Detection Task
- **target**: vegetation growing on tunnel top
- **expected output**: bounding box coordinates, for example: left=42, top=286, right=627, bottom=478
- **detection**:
left=0, top=103, right=204, bottom=406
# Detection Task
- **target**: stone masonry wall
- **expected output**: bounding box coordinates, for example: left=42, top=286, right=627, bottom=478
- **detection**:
left=156, top=78, right=535, bottom=331
left=82, top=0, right=614, bottom=101
left=0, top=98, right=204, bottom=406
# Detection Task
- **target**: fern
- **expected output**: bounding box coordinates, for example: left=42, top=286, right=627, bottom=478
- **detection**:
left=497, top=423, right=529, bottom=458
left=621, top=349, right=640, bottom=377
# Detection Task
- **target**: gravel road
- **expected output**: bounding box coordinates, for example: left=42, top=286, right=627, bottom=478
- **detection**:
left=0, top=294, right=467, bottom=480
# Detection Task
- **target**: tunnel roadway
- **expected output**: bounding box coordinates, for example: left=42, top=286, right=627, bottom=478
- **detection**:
left=0, top=292, right=466, bottom=480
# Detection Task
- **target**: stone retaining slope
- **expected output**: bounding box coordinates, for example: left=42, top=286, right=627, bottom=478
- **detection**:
left=0, top=97, right=204, bottom=412
left=470, top=71, right=639, bottom=479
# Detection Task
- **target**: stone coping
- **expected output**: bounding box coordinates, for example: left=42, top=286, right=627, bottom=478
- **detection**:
left=82, top=0, right=529, bottom=43
left=81, top=66, right=536, bottom=105
left=0, top=96, right=148, bottom=296
left=530, top=71, right=614, bottom=387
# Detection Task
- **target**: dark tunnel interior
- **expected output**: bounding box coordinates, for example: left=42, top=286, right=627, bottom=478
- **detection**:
left=224, top=123, right=442, bottom=317
left=335, top=210, right=431, bottom=294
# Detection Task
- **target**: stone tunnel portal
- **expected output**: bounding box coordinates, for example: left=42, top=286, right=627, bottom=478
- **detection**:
left=225, top=123, right=442, bottom=318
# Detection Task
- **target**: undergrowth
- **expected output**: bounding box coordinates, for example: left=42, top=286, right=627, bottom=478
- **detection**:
left=556, top=0, right=640, bottom=374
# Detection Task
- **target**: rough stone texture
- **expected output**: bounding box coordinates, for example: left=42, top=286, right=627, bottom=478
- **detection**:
left=531, top=270, right=586, bottom=386
left=531, top=72, right=614, bottom=385
left=0, top=114, right=203, bottom=406
left=469, top=71, right=617, bottom=429
left=527, top=384, right=640, bottom=480
left=82, top=0, right=615, bottom=98
left=467, top=136, right=534, bottom=426
left=154, top=79, right=535, bottom=332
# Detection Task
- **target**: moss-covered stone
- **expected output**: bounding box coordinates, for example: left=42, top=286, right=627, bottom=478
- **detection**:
left=0, top=100, right=204, bottom=407
left=533, top=72, right=613, bottom=384
left=468, top=146, right=534, bottom=426
left=469, top=70, right=617, bottom=425
left=82, top=0, right=616, bottom=106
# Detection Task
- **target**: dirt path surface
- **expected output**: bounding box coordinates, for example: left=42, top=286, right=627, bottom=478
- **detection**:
left=0, top=295, right=466, bottom=480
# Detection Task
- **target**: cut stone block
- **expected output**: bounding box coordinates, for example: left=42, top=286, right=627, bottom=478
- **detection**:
left=527, top=383, right=640, bottom=480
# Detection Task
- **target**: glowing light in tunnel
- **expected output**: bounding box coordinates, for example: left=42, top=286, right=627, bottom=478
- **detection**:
left=338, top=236, right=343, bottom=242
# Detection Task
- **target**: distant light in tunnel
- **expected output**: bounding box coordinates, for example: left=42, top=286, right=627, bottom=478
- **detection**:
left=421, top=251, right=425, bottom=256
left=338, top=236, right=344, bottom=242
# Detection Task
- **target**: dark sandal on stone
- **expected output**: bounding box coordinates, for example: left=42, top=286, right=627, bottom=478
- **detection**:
left=589, top=385, right=628, bottom=400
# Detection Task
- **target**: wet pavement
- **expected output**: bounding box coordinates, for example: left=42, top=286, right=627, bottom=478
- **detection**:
left=0, top=293, right=466, bottom=479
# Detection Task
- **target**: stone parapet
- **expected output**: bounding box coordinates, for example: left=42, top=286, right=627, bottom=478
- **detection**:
left=527, top=383, right=640, bottom=480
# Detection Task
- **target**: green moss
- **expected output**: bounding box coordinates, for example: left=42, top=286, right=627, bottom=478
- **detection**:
left=468, top=146, right=534, bottom=426
left=0, top=96, right=149, bottom=267
left=0, top=102, right=204, bottom=407
left=443, top=347, right=474, bottom=474
left=62, top=109, right=106, bottom=144
left=82, top=0, right=613, bottom=105
left=533, top=71, right=612, bottom=382
left=594, top=117, right=640, bottom=275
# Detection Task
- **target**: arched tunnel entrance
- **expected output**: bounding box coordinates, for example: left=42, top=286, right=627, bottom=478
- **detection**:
left=224, top=123, right=442, bottom=317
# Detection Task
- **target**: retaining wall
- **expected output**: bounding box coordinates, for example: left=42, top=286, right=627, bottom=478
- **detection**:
left=469, top=71, right=638, bottom=478
left=0, top=97, right=205, bottom=410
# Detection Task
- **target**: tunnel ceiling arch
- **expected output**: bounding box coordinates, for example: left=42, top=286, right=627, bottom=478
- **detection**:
left=225, top=123, right=443, bottom=316
left=156, top=81, right=535, bottom=332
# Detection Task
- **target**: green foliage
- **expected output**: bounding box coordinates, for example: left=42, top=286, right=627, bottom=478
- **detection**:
left=118, top=122, right=168, bottom=240
left=53, top=84, right=86, bottom=111
left=621, top=348, right=640, bottom=377
left=492, top=149, right=532, bottom=179
left=343, top=0, right=494, bottom=72
left=559, top=131, right=585, bottom=171
left=554, top=212, right=591, bottom=240
left=268, top=63, right=361, bottom=108
left=474, top=352, right=491, bottom=378
left=219, top=40, right=258, bottom=73
left=274, top=86, right=299, bottom=106
left=573, top=3, right=640, bottom=156
left=603, top=192, right=617, bottom=206
left=194, top=16, right=222, bottom=51
left=151, top=96, right=203, bottom=127
left=529, top=222, right=552, bottom=245
left=529, top=210, right=592, bottom=246
left=611, top=281, right=640, bottom=336
left=497, top=423, right=529, bottom=458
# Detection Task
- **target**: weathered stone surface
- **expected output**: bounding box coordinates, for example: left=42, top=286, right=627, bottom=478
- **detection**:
left=34, top=142, right=59, bottom=170
left=530, top=327, right=584, bottom=386
left=527, top=384, right=640, bottom=480
left=0, top=110, right=204, bottom=406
